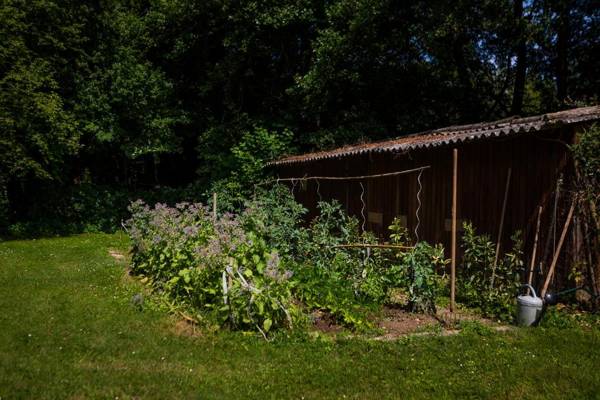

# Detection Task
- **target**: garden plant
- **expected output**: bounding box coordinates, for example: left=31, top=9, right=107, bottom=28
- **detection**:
left=126, top=186, right=452, bottom=335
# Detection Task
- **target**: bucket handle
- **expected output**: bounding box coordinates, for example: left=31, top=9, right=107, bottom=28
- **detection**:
left=521, top=283, right=538, bottom=298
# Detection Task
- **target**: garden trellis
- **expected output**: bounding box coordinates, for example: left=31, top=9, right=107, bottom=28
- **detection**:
left=275, top=163, right=462, bottom=311
left=276, top=165, right=430, bottom=243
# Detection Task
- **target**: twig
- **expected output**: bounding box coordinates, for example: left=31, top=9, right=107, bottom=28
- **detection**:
left=178, top=311, right=198, bottom=324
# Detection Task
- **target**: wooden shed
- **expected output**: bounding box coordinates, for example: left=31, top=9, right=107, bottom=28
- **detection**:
left=272, top=106, right=600, bottom=288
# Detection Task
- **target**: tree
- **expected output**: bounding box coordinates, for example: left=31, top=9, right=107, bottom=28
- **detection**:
left=74, top=3, right=188, bottom=184
left=0, top=0, right=89, bottom=182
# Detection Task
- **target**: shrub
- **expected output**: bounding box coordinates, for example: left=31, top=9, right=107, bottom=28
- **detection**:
left=571, top=123, right=600, bottom=202
left=240, top=185, right=308, bottom=258
left=127, top=199, right=299, bottom=336
left=387, top=218, right=447, bottom=314
left=5, top=182, right=206, bottom=238
left=395, top=242, right=447, bottom=314
left=0, top=176, right=8, bottom=233
left=458, top=222, right=523, bottom=321
left=287, top=200, right=381, bottom=329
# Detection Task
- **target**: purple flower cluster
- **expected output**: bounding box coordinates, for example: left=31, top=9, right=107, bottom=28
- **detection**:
left=264, top=252, right=293, bottom=283
left=126, top=200, right=214, bottom=272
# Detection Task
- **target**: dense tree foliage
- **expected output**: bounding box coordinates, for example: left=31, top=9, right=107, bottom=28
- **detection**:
left=0, top=0, right=598, bottom=231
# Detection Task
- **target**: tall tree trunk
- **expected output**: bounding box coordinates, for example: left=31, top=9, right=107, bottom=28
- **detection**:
left=511, top=0, right=527, bottom=115
left=555, top=0, right=570, bottom=103
left=452, top=35, right=474, bottom=119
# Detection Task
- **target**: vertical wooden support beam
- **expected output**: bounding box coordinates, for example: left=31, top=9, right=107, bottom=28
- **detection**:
left=212, top=192, right=217, bottom=221
left=491, top=167, right=512, bottom=288
left=541, top=197, right=577, bottom=298
left=451, top=149, right=458, bottom=313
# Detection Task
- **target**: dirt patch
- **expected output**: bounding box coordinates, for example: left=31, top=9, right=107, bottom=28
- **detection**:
left=311, top=310, right=344, bottom=334
left=108, top=249, right=126, bottom=261
left=168, top=312, right=203, bottom=337
left=172, top=318, right=202, bottom=337
left=436, top=307, right=497, bottom=328
left=310, top=305, right=508, bottom=339
left=378, top=306, right=440, bottom=337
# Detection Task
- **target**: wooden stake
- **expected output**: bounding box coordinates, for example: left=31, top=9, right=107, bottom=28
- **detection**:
left=450, top=148, right=458, bottom=313
left=527, top=206, right=543, bottom=293
left=491, top=167, right=512, bottom=288
left=541, top=197, right=577, bottom=298
left=212, top=192, right=217, bottom=221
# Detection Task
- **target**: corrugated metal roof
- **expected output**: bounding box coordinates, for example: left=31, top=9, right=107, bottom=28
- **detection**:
left=271, top=105, right=600, bottom=166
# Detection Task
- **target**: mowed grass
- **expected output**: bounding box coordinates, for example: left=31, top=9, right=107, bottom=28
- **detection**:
left=1, top=234, right=599, bottom=399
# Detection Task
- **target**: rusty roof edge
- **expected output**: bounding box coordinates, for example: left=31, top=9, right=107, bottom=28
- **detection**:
left=270, top=106, right=600, bottom=166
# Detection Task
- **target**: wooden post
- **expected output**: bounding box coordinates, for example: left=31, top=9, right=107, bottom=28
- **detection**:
left=451, top=148, right=458, bottom=313
left=491, top=167, right=512, bottom=288
left=527, top=206, right=543, bottom=293
left=212, top=192, right=217, bottom=221
left=541, top=197, right=577, bottom=298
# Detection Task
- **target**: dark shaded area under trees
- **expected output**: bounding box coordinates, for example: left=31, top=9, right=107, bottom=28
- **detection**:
left=0, top=0, right=598, bottom=235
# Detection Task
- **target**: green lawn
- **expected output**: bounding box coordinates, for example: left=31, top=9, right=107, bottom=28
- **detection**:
left=1, top=233, right=599, bottom=399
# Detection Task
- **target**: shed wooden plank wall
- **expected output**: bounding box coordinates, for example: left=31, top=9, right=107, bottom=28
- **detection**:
left=276, top=127, right=576, bottom=266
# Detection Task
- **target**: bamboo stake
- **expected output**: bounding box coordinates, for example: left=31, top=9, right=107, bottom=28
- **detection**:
left=541, top=197, right=577, bottom=298
left=451, top=148, right=458, bottom=313
left=331, top=244, right=414, bottom=250
left=491, top=167, right=512, bottom=288
left=527, top=206, right=543, bottom=293
left=212, top=192, right=217, bottom=221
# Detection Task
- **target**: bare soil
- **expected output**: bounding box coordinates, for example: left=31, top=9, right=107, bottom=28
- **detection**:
left=108, top=249, right=126, bottom=261
left=172, top=318, right=202, bottom=337
left=377, top=306, right=440, bottom=338
left=311, top=310, right=344, bottom=333
left=311, top=305, right=507, bottom=339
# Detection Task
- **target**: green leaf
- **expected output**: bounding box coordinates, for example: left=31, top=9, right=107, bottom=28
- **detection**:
left=263, top=318, right=272, bottom=332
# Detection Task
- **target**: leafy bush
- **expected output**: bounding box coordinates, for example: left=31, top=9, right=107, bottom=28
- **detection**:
left=5, top=182, right=206, bottom=238
left=127, top=199, right=299, bottom=336
left=571, top=123, right=600, bottom=202
left=458, top=222, right=523, bottom=321
left=7, top=183, right=130, bottom=237
left=540, top=306, right=600, bottom=330
left=0, top=177, right=8, bottom=234
left=205, top=126, right=294, bottom=212
left=387, top=218, right=447, bottom=313
left=240, top=185, right=309, bottom=258
left=394, top=242, right=447, bottom=314
left=570, top=124, right=600, bottom=295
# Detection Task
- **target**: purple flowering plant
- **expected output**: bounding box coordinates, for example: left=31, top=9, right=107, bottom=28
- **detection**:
left=126, top=197, right=300, bottom=335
